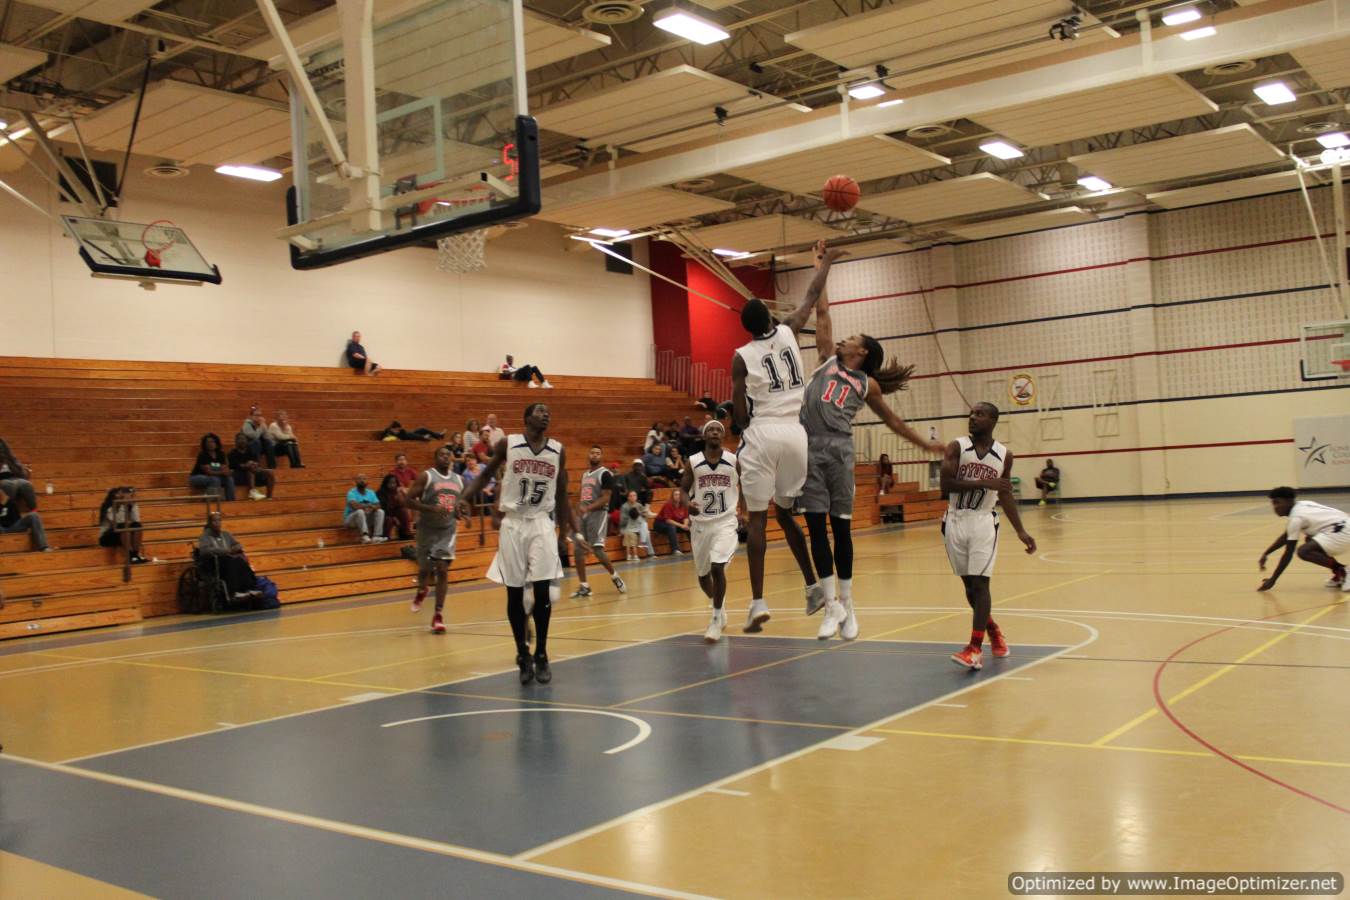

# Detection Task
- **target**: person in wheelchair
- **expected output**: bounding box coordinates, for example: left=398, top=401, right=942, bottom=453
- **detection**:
left=197, top=511, right=261, bottom=603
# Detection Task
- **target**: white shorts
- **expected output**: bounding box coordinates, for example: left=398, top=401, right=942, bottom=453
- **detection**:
left=692, top=518, right=738, bottom=578
left=1311, top=527, right=1350, bottom=557
left=738, top=420, right=808, bottom=512
left=943, top=511, right=999, bottom=578
left=487, top=515, right=563, bottom=587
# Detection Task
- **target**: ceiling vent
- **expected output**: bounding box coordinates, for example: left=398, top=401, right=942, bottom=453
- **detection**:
left=583, top=1, right=642, bottom=25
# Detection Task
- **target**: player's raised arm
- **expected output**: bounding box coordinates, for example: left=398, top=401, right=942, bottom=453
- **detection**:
left=810, top=242, right=835, bottom=365
left=731, top=353, right=750, bottom=431
left=865, top=384, right=945, bottom=455
left=996, top=452, right=1036, bottom=554
left=462, top=437, right=508, bottom=506
left=939, top=440, right=1011, bottom=494
left=783, top=243, right=846, bottom=336
left=555, top=446, right=572, bottom=536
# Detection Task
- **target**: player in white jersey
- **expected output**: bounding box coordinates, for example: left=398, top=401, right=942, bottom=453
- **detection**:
left=464, top=402, right=571, bottom=685
left=941, top=402, right=1036, bottom=670
left=682, top=420, right=743, bottom=642
left=801, top=241, right=946, bottom=642
left=405, top=445, right=468, bottom=633
left=1258, top=487, right=1349, bottom=592
left=731, top=249, right=841, bottom=632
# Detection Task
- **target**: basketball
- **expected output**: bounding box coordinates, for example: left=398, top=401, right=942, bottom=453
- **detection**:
left=822, top=174, right=861, bottom=213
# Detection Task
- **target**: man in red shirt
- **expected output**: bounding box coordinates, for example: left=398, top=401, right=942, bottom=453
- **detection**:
left=390, top=453, right=418, bottom=492
left=470, top=427, right=493, bottom=462
left=653, top=488, right=692, bottom=555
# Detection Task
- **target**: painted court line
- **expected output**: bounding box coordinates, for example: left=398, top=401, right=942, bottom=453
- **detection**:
left=0, top=753, right=712, bottom=900
left=342, top=692, right=394, bottom=703
left=381, top=708, right=653, bottom=755
left=822, top=735, right=885, bottom=752
left=706, top=788, right=750, bottom=797
left=932, top=703, right=967, bottom=709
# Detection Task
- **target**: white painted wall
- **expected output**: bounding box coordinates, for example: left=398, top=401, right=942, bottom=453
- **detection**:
left=0, top=155, right=653, bottom=377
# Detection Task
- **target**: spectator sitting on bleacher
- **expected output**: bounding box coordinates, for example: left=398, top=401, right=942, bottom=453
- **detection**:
left=377, top=474, right=412, bottom=541
left=663, top=420, right=680, bottom=447
left=189, top=433, right=235, bottom=501
left=344, top=475, right=387, bottom=544
left=0, top=437, right=37, bottom=513
left=198, top=511, right=261, bottom=602
left=380, top=421, right=445, bottom=442
left=642, top=442, right=680, bottom=484
left=667, top=445, right=686, bottom=475
left=229, top=432, right=275, bottom=501
left=241, top=407, right=278, bottom=468
left=484, top=414, right=506, bottom=448
left=653, top=488, right=691, bottom=556
left=611, top=461, right=656, bottom=557
left=498, top=354, right=552, bottom=388
left=619, top=491, right=654, bottom=562
left=878, top=453, right=895, bottom=496
left=643, top=422, right=662, bottom=453
left=1036, top=460, right=1061, bottom=506
left=98, top=486, right=147, bottom=564
left=444, top=433, right=466, bottom=472
left=390, top=453, right=418, bottom=492
left=346, top=330, right=380, bottom=375
left=268, top=410, right=304, bottom=468
left=462, top=457, right=495, bottom=512
left=470, top=426, right=493, bottom=462
left=0, top=483, right=50, bottom=552
left=678, top=416, right=701, bottom=457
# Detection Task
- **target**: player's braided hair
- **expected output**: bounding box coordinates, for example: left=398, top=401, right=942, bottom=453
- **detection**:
left=860, top=335, right=914, bottom=395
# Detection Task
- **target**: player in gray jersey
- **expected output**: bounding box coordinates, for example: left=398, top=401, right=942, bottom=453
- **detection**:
left=570, top=446, right=626, bottom=598
left=404, top=446, right=468, bottom=633
left=800, top=240, right=945, bottom=641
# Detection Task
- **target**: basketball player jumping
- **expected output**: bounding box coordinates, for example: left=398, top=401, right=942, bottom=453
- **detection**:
left=732, top=247, right=841, bottom=632
left=682, top=419, right=742, bottom=642
left=802, top=241, right=945, bottom=642
left=1257, top=486, right=1349, bottom=592
left=405, top=445, right=467, bottom=633
left=571, top=446, right=627, bottom=598
left=941, top=402, right=1036, bottom=670
left=463, top=402, right=571, bottom=685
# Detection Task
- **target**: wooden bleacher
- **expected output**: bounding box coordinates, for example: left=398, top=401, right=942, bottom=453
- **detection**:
left=0, top=357, right=919, bottom=641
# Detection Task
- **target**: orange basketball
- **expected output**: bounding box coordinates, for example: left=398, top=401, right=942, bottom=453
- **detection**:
left=822, top=174, right=860, bottom=213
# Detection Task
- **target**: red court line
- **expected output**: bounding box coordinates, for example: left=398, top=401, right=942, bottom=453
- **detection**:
left=1150, top=603, right=1350, bottom=816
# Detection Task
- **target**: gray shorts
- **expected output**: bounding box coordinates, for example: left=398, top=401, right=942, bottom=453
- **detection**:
left=416, top=523, right=458, bottom=568
left=799, top=433, right=855, bottom=519
left=579, top=510, right=609, bottom=548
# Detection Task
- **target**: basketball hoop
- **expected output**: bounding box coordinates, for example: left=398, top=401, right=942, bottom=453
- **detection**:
left=141, top=220, right=178, bottom=269
left=434, top=193, right=490, bottom=274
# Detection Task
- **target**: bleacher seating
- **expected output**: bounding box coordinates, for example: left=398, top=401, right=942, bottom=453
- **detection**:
left=0, top=357, right=915, bottom=641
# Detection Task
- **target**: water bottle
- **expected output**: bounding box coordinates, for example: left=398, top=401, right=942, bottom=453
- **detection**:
left=45, top=481, right=54, bottom=495
left=317, top=537, right=326, bottom=549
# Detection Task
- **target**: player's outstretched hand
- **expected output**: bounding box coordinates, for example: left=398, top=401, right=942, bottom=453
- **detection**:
left=1257, top=577, right=1277, bottom=592
left=1258, top=553, right=1269, bottom=571
left=1018, top=531, right=1037, bottom=554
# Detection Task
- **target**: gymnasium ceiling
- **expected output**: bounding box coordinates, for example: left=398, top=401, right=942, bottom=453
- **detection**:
left=1, top=0, right=1348, bottom=257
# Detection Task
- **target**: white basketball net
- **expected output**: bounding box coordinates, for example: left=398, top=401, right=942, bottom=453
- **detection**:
left=436, top=229, right=487, bottom=273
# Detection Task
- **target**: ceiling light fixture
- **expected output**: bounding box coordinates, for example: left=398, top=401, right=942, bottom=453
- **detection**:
left=979, top=140, right=1024, bottom=160
left=1076, top=175, right=1113, bottom=192
left=1315, top=132, right=1350, bottom=149
left=652, top=7, right=729, bottom=44
left=1161, top=7, right=1201, bottom=26
left=214, top=164, right=283, bottom=182
left=1252, top=81, right=1297, bottom=105
left=590, top=227, right=631, bottom=238
left=877, top=98, right=905, bottom=109
left=714, top=248, right=752, bottom=259
left=1179, top=25, right=1216, bottom=40
left=847, top=83, right=886, bottom=100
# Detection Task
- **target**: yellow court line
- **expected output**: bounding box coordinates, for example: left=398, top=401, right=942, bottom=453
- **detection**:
left=873, top=728, right=1350, bottom=769
left=1091, top=604, right=1339, bottom=747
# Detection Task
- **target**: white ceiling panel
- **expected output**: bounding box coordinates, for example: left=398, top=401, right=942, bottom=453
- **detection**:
left=972, top=75, right=1217, bottom=148
left=535, top=65, right=809, bottom=153
left=947, top=206, right=1095, bottom=240
left=534, top=187, right=734, bottom=231
left=1068, top=124, right=1285, bottom=187
left=785, top=0, right=1111, bottom=90
left=0, top=44, right=46, bottom=83
left=67, top=81, right=290, bottom=166
left=858, top=173, right=1045, bottom=223
left=238, top=5, right=608, bottom=71
left=1292, top=36, right=1350, bottom=89
left=19, top=0, right=158, bottom=25
left=726, top=135, right=949, bottom=195
left=1144, top=170, right=1346, bottom=209
left=690, top=214, right=840, bottom=254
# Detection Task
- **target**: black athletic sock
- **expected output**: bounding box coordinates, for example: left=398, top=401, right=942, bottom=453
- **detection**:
left=530, top=580, right=552, bottom=657
left=805, top=512, right=834, bottom=579
left=830, top=515, right=853, bottom=580
left=506, top=587, right=530, bottom=655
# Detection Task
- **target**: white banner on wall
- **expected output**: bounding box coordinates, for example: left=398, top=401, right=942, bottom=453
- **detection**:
left=1293, top=415, right=1350, bottom=488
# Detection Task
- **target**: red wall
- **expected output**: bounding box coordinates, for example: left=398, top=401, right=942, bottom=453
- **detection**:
left=648, top=240, right=691, bottom=358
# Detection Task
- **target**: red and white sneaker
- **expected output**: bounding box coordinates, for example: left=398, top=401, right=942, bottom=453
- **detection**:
left=431, top=612, right=446, bottom=634
left=950, top=645, right=983, bottom=670
left=411, top=588, right=427, bottom=613
left=988, top=629, right=1010, bottom=658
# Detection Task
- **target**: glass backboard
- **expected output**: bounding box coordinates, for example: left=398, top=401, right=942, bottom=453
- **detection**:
left=60, top=216, right=222, bottom=286
left=285, top=0, right=539, bottom=269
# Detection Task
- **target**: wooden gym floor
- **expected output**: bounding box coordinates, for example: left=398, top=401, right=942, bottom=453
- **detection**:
left=0, top=496, right=1346, bottom=898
